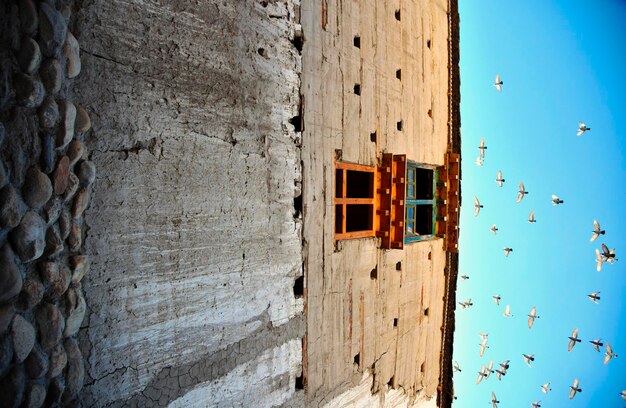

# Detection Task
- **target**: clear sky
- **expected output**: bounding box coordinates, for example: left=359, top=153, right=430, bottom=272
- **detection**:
left=453, top=1, right=626, bottom=407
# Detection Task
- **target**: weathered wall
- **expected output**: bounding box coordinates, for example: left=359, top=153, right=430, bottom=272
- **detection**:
left=71, top=0, right=304, bottom=406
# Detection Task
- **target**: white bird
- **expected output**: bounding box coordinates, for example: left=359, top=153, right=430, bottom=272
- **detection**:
left=577, top=121, right=590, bottom=136
left=596, top=249, right=606, bottom=272
left=522, top=353, right=534, bottom=367
left=480, top=337, right=489, bottom=357
left=587, top=291, right=601, bottom=303
left=453, top=361, right=461, bottom=372
left=528, top=307, right=540, bottom=329
left=495, top=368, right=507, bottom=380
left=499, top=360, right=510, bottom=370
left=459, top=299, right=473, bottom=309
left=516, top=182, right=528, bottom=203
left=528, top=211, right=536, bottom=223
left=490, top=224, right=498, bottom=235
left=551, top=194, right=564, bottom=205
left=480, top=333, right=489, bottom=341
left=503, top=305, right=513, bottom=317
left=590, top=219, right=605, bottom=242
left=478, top=138, right=487, bottom=158
left=568, top=328, right=581, bottom=352
left=620, top=390, right=626, bottom=400
left=461, top=275, right=470, bottom=280
left=604, top=343, right=618, bottom=365
left=589, top=338, right=604, bottom=352
left=541, top=382, right=552, bottom=394
left=491, top=391, right=499, bottom=408
left=496, top=170, right=505, bottom=187
left=503, top=247, right=513, bottom=257
left=492, top=294, right=501, bottom=306
left=475, top=156, right=484, bottom=166
left=493, top=74, right=503, bottom=92
left=531, top=402, right=541, bottom=408
left=474, top=196, right=483, bottom=217
left=477, top=365, right=488, bottom=384
left=484, top=361, right=494, bottom=379
left=569, top=378, right=582, bottom=399
left=600, top=243, right=618, bottom=263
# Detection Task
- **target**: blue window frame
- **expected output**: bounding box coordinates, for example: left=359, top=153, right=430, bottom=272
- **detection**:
left=405, top=162, right=437, bottom=243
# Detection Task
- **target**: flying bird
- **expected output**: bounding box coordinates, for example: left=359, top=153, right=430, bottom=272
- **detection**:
left=476, top=365, right=489, bottom=384
left=551, top=195, right=564, bottom=205
left=569, top=378, right=582, bottom=399
left=528, top=307, right=540, bottom=329
left=541, top=382, right=552, bottom=394
left=503, top=247, right=513, bottom=257
left=522, top=354, right=534, bottom=367
left=604, top=343, right=618, bottom=365
left=496, top=170, right=505, bottom=187
left=491, top=391, right=500, bottom=408
left=492, top=294, right=501, bottom=305
left=494, top=74, right=503, bottom=92
left=503, top=305, right=513, bottom=317
left=453, top=361, right=461, bottom=372
left=577, top=121, right=590, bottom=136
left=461, top=275, right=470, bottom=280
left=590, top=220, right=605, bottom=242
left=589, top=339, right=604, bottom=352
left=620, top=390, right=626, bottom=400
left=528, top=211, right=536, bottom=223
left=495, top=368, right=507, bottom=380
left=459, top=299, right=473, bottom=309
left=531, top=402, right=541, bottom=408
left=475, top=156, right=484, bottom=166
left=484, top=361, right=494, bottom=379
left=587, top=291, right=601, bottom=303
left=516, top=182, right=528, bottom=203
left=480, top=333, right=489, bottom=341
left=490, top=224, right=498, bottom=235
left=474, top=196, right=483, bottom=217
left=499, top=360, right=510, bottom=370
left=568, top=328, right=581, bottom=352
left=595, top=249, right=606, bottom=272
left=480, top=337, right=489, bottom=357
left=478, top=138, right=487, bottom=158
left=600, top=243, right=618, bottom=263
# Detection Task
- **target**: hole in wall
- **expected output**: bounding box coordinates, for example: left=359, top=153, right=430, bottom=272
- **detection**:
left=294, top=276, right=304, bottom=298
left=293, top=195, right=302, bottom=218
left=395, top=261, right=402, bottom=271
left=260, top=0, right=268, bottom=6
left=427, top=39, right=431, bottom=49
left=291, top=34, right=303, bottom=53
left=397, top=120, right=403, bottom=131
left=370, top=131, right=377, bottom=143
left=295, top=374, right=304, bottom=390
left=290, top=115, right=302, bottom=132
left=396, top=69, right=401, bottom=80
left=353, top=35, right=361, bottom=48
left=388, top=376, right=395, bottom=388
left=257, top=47, right=269, bottom=58
left=354, top=84, right=361, bottom=95
left=354, top=353, right=360, bottom=366
left=394, top=9, right=401, bottom=21
left=424, top=307, right=429, bottom=316
left=420, top=362, right=425, bottom=373
left=370, top=267, right=377, bottom=280
left=427, top=251, right=432, bottom=260
left=393, top=318, right=398, bottom=327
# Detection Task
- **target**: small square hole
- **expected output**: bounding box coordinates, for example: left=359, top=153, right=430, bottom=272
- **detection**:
left=395, top=261, right=401, bottom=271
left=420, top=362, right=425, bottom=373
left=294, top=276, right=304, bottom=298
left=427, top=251, right=431, bottom=260
left=393, top=318, right=398, bottom=327
left=427, top=109, right=432, bottom=118
left=295, top=374, right=304, bottom=390
left=354, top=353, right=360, bottom=366
left=370, top=267, right=377, bottom=280
left=396, top=69, right=401, bottom=80
left=394, top=9, right=400, bottom=21
left=424, top=308, right=429, bottom=316
left=397, top=120, right=403, bottom=131
left=354, top=84, right=361, bottom=95
left=427, top=39, right=431, bottom=49
left=370, top=131, right=377, bottom=143
left=353, top=36, right=361, bottom=48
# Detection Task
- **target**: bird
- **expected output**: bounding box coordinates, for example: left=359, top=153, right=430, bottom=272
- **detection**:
left=590, top=220, right=605, bottom=242
left=474, top=196, right=483, bottom=217
left=596, top=249, right=606, bottom=272
left=620, top=390, right=626, bottom=400
left=480, top=339, right=490, bottom=357
left=516, top=182, right=528, bottom=203
left=475, top=156, right=484, bottom=166
left=480, top=333, right=489, bottom=341
left=490, top=224, right=498, bottom=235
left=477, top=365, right=489, bottom=384
left=491, top=391, right=500, bottom=408
left=577, top=121, right=590, bottom=136
left=495, top=368, right=507, bottom=380
left=551, top=195, right=564, bottom=205
left=493, top=74, right=503, bottom=92
left=587, top=291, right=601, bottom=303
left=528, top=211, right=536, bottom=223
left=568, top=328, right=581, bottom=351
left=604, top=343, right=618, bottom=365
left=484, top=361, right=495, bottom=379
left=492, top=294, right=501, bottom=305
left=453, top=361, right=461, bottom=372
left=600, top=243, right=618, bottom=263
left=499, top=360, right=510, bottom=370
left=461, top=275, right=470, bottom=280
left=541, top=382, right=552, bottom=394
left=589, top=338, right=604, bottom=352
left=531, top=402, right=541, bottom=408
left=478, top=138, right=487, bottom=158
left=496, top=170, right=505, bottom=187
left=503, top=305, right=513, bottom=317
left=528, top=307, right=540, bottom=329
left=522, top=354, right=534, bottom=367
left=569, top=378, right=582, bottom=399
left=459, top=299, right=473, bottom=309
left=503, top=247, right=513, bottom=257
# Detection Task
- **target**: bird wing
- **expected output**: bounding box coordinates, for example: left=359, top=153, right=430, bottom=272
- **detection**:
left=568, top=338, right=575, bottom=352
left=475, top=156, right=483, bottom=166
left=492, top=392, right=497, bottom=407
left=602, top=243, right=610, bottom=255
left=591, top=291, right=600, bottom=296
left=577, top=128, right=584, bottom=136
left=516, top=191, right=524, bottom=203
left=593, top=220, right=600, bottom=231
left=529, top=211, right=535, bottom=222
left=479, top=137, right=485, bottom=148
left=572, top=327, right=578, bottom=339
left=569, top=386, right=576, bottom=399
left=474, top=196, right=480, bottom=206
left=519, top=182, right=525, bottom=192
left=504, top=305, right=511, bottom=315
left=493, top=295, right=500, bottom=305
left=528, top=307, right=536, bottom=328
left=579, top=121, right=585, bottom=129
left=480, top=149, right=485, bottom=158
left=592, top=342, right=600, bottom=352
left=590, top=232, right=599, bottom=242
left=476, top=371, right=484, bottom=384
left=495, top=74, right=500, bottom=83
left=474, top=206, right=480, bottom=217
left=496, top=84, right=502, bottom=92
left=480, top=345, right=485, bottom=357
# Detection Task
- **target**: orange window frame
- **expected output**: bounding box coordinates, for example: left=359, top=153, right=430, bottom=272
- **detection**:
left=334, top=161, right=377, bottom=240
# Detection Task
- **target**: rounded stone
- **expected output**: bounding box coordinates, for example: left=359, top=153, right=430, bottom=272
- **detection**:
left=11, top=314, right=35, bottom=363
left=17, top=37, right=42, bottom=74
left=64, top=287, right=85, bottom=337
left=35, top=303, right=64, bottom=351
left=22, top=167, right=53, bottom=209
left=0, top=184, right=26, bottom=229
left=66, top=140, right=84, bottom=166
left=45, top=224, right=64, bottom=258
left=75, top=105, right=90, bottom=133
left=14, top=73, right=45, bottom=108
left=10, top=210, right=46, bottom=262
left=58, top=207, right=71, bottom=240
left=0, top=304, right=15, bottom=334
left=53, top=155, right=70, bottom=195
left=43, top=197, right=62, bottom=224
left=40, top=131, right=55, bottom=174
left=0, top=244, right=23, bottom=304
left=19, top=277, right=44, bottom=310
left=67, top=222, right=82, bottom=252
left=39, top=58, right=62, bottom=94
left=25, top=344, right=48, bottom=379
left=38, top=261, right=69, bottom=299
left=0, top=335, right=13, bottom=376
left=63, top=338, right=84, bottom=399
left=76, top=161, right=96, bottom=187
left=38, top=96, right=59, bottom=129
left=23, top=383, right=46, bottom=408
left=64, top=31, right=81, bottom=79
left=72, top=188, right=89, bottom=219
left=38, top=3, right=68, bottom=57
left=63, top=172, right=79, bottom=202
left=47, top=342, right=67, bottom=378
left=70, top=255, right=88, bottom=285
left=18, top=0, right=38, bottom=35
left=56, top=100, right=76, bottom=149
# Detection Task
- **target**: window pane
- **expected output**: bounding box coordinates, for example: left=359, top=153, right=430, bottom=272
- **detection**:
left=407, top=206, right=414, bottom=221
left=407, top=184, right=415, bottom=199
left=408, top=168, right=415, bottom=182
left=406, top=221, right=415, bottom=235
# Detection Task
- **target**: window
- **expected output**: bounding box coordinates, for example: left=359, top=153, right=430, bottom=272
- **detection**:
left=405, top=162, right=437, bottom=242
left=335, top=162, right=376, bottom=239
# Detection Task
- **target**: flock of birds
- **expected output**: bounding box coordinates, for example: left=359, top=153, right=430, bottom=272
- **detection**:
left=453, top=75, right=625, bottom=407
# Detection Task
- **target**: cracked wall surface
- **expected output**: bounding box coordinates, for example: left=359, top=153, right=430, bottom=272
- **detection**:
left=71, top=0, right=304, bottom=406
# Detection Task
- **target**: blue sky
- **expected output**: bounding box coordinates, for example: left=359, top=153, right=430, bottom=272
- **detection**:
left=453, top=1, right=626, bottom=406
